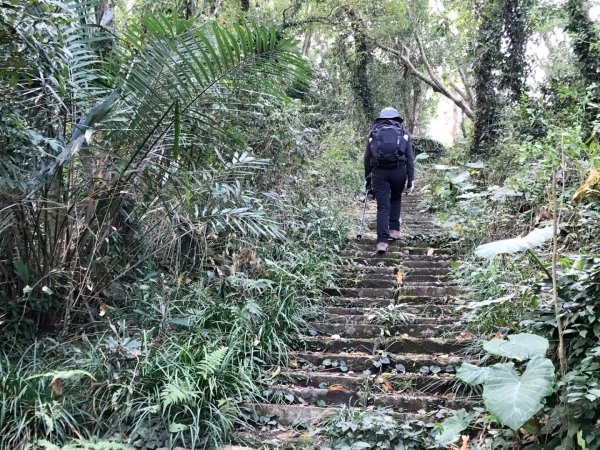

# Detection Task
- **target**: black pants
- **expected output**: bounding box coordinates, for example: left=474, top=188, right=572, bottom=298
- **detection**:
left=372, top=165, right=407, bottom=243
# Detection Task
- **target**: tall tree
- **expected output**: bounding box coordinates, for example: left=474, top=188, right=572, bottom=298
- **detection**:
left=471, top=0, right=503, bottom=154
left=346, top=9, right=375, bottom=124
left=565, top=0, right=600, bottom=142
left=499, top=0, right=532, bottom=101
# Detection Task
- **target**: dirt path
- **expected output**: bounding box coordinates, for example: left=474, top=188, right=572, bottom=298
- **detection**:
left=245, top=191, right=470, bottom=447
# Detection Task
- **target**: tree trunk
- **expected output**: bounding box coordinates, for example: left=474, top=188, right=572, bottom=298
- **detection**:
left=470, top=0, right=502, bottom=155
left=185, top=0, right=196, bottom=19
left=95, top=0, right=114, bottom=27
left=565, top=0, right=600, bottom=143
left=302, top=30, right=313, bottom=57
left=346, top=10, right=375, bottom=124
left=499, top=0, right=531, bottom=101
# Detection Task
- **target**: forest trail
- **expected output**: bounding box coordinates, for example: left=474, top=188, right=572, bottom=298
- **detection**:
left=245, top=188, right=473, bottom=447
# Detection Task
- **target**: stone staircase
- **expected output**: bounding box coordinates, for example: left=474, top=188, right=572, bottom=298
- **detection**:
left=243, top=193, right=474, bottom=447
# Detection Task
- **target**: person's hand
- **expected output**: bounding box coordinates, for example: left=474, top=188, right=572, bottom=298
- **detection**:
left=405, top=181, right=414, bottom=194
left=364, top=179, right=374, bottom=197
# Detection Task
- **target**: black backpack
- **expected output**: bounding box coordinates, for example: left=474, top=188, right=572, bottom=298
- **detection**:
left=370, top=120, right=407, bottom=169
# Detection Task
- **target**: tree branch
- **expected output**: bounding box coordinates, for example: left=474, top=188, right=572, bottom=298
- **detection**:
left=281, top=6, right=342, bottom=30
left=459, top=65, right=475, bottom=105
left=376, top=41, right=475, bottom=119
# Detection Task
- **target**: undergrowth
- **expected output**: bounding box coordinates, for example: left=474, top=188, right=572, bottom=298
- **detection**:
left=423, top=92, right=600, bottom=448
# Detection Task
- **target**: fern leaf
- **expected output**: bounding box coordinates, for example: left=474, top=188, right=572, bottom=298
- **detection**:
left=198, top=346, right=229, bottom=380
left=160, top=377, right=197, bottom=411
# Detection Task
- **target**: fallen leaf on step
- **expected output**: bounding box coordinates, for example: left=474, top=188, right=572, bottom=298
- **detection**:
left=271, top=367, right=281, bottom=378
left=331, top=334, right=341, bottom=340
left=276, top=431, right=298, bottom=440
left=394, top=267, right=404, bottom=286
left=328, top=385, right=347, bottom=391
left=289, top=359, right=299, bottom=368
left=439, top=354, right=449, bottom=360
left=378, top=378, right=393, bottom=392
left=396, top=272, right=403, bottom=285
left=427, top=248, right=435, bottom=256
left=457, top=331, right=474, bottom=340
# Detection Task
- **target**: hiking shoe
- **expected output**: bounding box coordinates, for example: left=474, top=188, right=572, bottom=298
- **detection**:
left=389, top=230, right=401, bottom=240
left=376, top=242, right=388, bottom=254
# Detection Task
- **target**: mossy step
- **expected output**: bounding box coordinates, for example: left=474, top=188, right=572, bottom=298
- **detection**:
left=308, top=322, right=454, bottom=339
left=346, top=259, right=452, bottom=268
left=340, top=273, right=451, bottom=284
left=345, top=247, right=450, bottom=256
left=323, top=286, right=461, bottom=298
left=351, top=238, right=445, bottom=247
left=297, top=335, right=467, bottom=354
left=335, top=278, right=455, bottom=289
left=322, top=296, right=458, bottom=308
left=313, top=313, right=458, bottom=326
left=290, top=351, right=466, bottom=373
left=279, top=370, right=461, bottom=395
left=316, top=305, right=459, bottom=318
left=270, top=386, right=468, bottom=411
left=343, top=252, right=453, bottom=262
left=343, top=266, right=451, bottom=276
left=244, top=403, right=442, bottom=427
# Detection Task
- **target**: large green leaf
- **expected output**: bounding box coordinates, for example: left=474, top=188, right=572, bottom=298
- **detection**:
left=482, top=358, right=555, bottom=431
left=474, top=226, right=554, bottom=259
left=434, top=409, right=476, bottom=445
left=456, top=362, right=489, bottom=385
left=483, top=333, right=549, bottom=361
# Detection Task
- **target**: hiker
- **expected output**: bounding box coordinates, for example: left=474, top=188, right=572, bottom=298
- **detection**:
left=364, top=107, right=415, bottom=254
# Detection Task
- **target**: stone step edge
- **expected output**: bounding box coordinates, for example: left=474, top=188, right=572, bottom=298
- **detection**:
left=242, top=403, right=446, bottom=427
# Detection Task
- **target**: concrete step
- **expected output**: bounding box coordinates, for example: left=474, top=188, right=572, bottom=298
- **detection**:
left=280, top=370, right=461, bottom=395
left=308, top=322, right=455, bottom=339
left=339, top=274, right=451, bottom=285
left=322, top=296, right=457, bottom=308
left=314, top=312, right=458, bottom=325
left=243, top=403, right=446, bottom=427
left=315, top=305, right=460, bottom=318
left=343, top=266, right=451, bottom=276
left=335, top=278, right=455, bottom=289
left=290, top=351, right=465, bottom=373
left=353, top=237, right=444, bottom=247
left=343, top=252, right=453, bottom=262
left=270, top=386, right=468, bottom=410
left=345, top=247, right=451, bottom=256
left=324, top=286, right=462, bottom=299
left=297, top=335, right=467, bottom=354
left=346, top=259, right=453, bottom=268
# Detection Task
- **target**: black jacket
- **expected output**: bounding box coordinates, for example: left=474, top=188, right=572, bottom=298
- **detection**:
left=364, top=118, right=415, bottom=183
